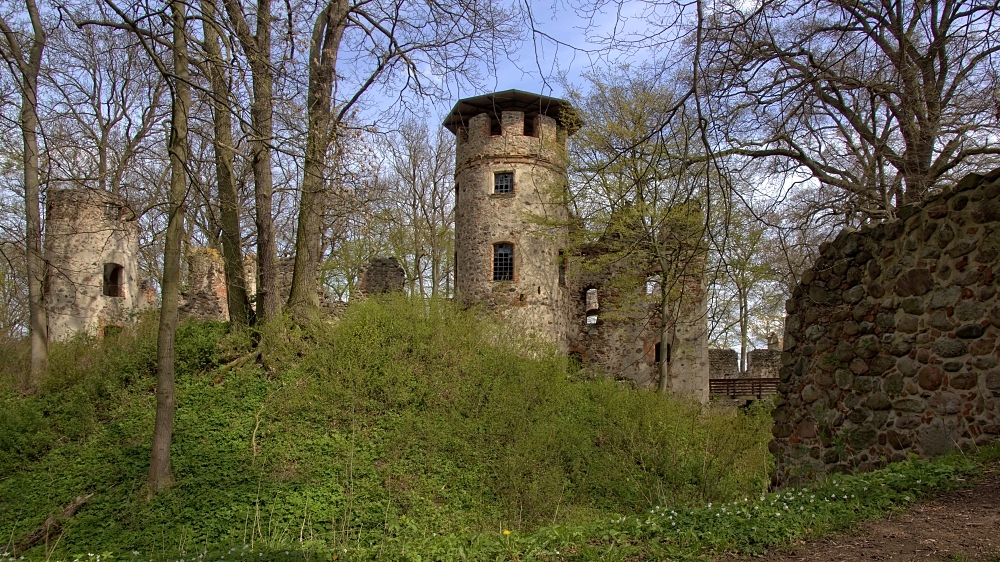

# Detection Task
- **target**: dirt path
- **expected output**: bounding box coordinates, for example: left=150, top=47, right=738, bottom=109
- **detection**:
left=739, top=465, right=1000, bottom=562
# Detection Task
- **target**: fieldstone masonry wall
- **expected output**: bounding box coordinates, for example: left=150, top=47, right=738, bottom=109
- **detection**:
left=710, top=348, right=739, bottom=378
left=772, top=169, right=1000, bottom=485
left=748, top=349, right=781, bottom=379
left=355, top=257, right=406, bottom=297
left=179, top=248, right=229, bottom=321
left=452, top=108, right=572, bottom=346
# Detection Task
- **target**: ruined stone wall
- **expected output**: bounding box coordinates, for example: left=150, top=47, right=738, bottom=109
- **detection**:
left=44, top=189, right=139, bottom=339
left=748, top=349, right=781, bottom=379
left=453, top=110, right=572, bottom=346
left=667, top=267, right=710, bottom=402
left=772, top=169, right=1000, bottom=485
left=179, top=248, right=229, bottom=321
left=565, top=253, right=662, bottom=386
left=355, top=257, right=406, bottom=297
left=710, top=348, right=739, bottom=378
left=184, top=253, right=349, bottom=319
left=564, top=248, right=709, bottom=400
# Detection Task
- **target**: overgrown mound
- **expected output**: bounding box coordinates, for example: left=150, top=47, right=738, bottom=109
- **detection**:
left=0, top=297, right=771, bottom=558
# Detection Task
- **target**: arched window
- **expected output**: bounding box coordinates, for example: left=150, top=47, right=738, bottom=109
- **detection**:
left=493, top=244, right=513, bottom=281
left=585, top=288, right=598, bottom=324
left=103, top=263, right=124, bottom=297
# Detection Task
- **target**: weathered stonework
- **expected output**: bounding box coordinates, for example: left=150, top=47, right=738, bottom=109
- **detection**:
left=179, top=248, right=229, bottom=321
left=748, top=349, right=781, bottom=379
left=447, top=91, right=575, bottom=346
left=772, top=168, right=1000, bottom=485
left=355, top=257, right=406, bottom=297
left=44, top=188, right=139, bottom=339
left=562, top=249, right=709, bottom=397
left=710, top=348, right=740, bottom=378
left=445, top=90, right=709, bottom=400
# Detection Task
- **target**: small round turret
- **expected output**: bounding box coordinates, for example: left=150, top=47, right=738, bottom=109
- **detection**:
left=444, top=90, right=579, bottom=345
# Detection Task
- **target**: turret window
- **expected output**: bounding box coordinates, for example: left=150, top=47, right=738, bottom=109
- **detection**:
left=493, top=243, right=513, bottom=281
left=103, top=263, right=124, bottom=297
left=494, top=172, right=514, bottom=194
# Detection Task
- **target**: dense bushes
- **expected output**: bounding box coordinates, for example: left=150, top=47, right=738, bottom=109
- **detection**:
left=0, top=297, right=772, bottom=558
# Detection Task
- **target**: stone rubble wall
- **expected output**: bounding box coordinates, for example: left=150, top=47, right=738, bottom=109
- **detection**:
left=179, top=251, right=353, bottom=322
left=179, top=248, right=229, bottom=321
left=748, top=349, right=781, bottom=379
left=565, top=251, right=663, bottom=387
left=772, top=169, right=1000, bottom=485
left=355, top=257, right=406, bottom=297
left=564, top=248, right=709, bottom=400
left=710, top=348, right=739, bottom=378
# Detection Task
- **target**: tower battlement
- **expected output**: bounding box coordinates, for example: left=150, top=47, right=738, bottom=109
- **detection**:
left=445, top=90, right=578, bottom=171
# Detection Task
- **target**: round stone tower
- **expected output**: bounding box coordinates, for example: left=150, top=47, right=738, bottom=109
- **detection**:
left=44, top=188, right=139, bottom=339
left=443, top=90, right=579, bottom=345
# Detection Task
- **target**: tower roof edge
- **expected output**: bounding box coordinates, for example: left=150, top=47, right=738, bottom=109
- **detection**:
left=442, top=89, right=580, bottom=135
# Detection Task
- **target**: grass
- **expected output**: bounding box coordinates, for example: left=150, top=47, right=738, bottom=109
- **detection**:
left=0, top=296, right=994, bottom=561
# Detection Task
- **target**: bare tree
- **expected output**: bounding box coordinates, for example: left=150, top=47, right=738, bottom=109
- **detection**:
left=147, top=0, right=190, bottom=495
left=702, top=0, right=1000, bottom=220
left=287, top=0, right=520, bottom=312
left=288, top=0, right=348, bottom=312
left=0, top=0, right=48, bottom=391
left=383, top=120, right=455, bottom=297
left=221, top=0, right=280, bottom=322
left=199, top=0, right=253, bottom=326
left=44, top=20, right=166, bottom=197
left=567, top=67, right=710, bottom=396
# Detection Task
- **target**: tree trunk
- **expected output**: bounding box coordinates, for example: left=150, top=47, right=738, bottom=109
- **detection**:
left=23, top=57, right=47, bottom=392
left=1, top=0, right=49, bottom=393
left=738, top=287, right=747, bottom=375
left=149, top=0, right=190, bottom=495
left=249, top=0, right=280, bottom=322
left=201, top=0, right=252, bottom=326
left=222, top=0, right=280, bottom=323
left=288, top=0, right=348, bottom=312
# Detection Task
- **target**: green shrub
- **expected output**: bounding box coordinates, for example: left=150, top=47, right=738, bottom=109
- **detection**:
left=0, top=297, right=775, bottom=560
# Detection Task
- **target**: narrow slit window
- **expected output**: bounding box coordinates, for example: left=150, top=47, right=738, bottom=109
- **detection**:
left=558, top=250, right=566, bottom=286
left=493, top=244, right=513, bottom=281
left=585, top=288, right=599, bottom=313
left=103, top=263, right=124, bottom=297
left=494, top=172, right=514, bottom=194
left=585, top=288, right=599, bottom=325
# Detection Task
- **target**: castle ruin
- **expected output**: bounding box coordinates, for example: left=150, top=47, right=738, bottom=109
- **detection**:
left=444, top=90, right=710, bottom=400
left=44, top=188, right=140, bottom=340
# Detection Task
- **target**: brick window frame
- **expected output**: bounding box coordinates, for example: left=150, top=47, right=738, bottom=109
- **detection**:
left=494, top=171, right=514, bottom=194
left=493, top=243, right=514, bottom=281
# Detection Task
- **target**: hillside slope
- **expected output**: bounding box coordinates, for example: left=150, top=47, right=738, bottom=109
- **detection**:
left=0, top=298, right=771, bottom=559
